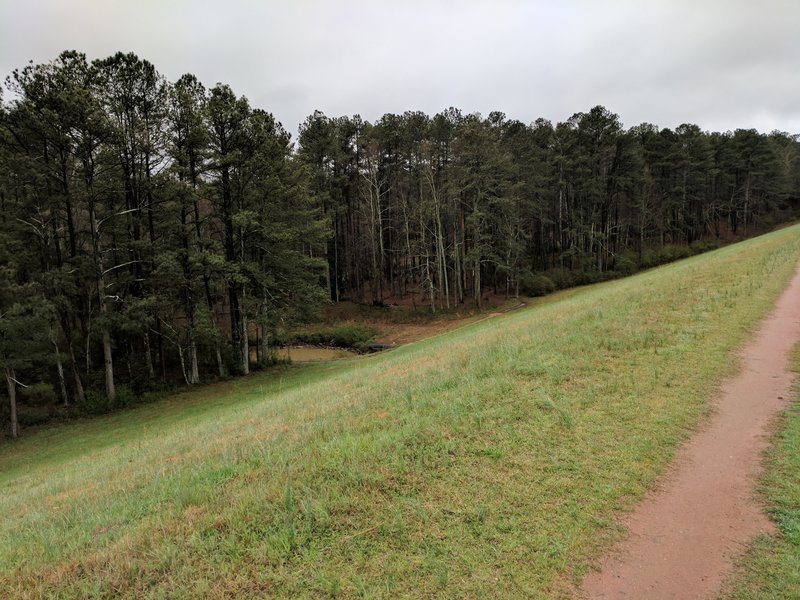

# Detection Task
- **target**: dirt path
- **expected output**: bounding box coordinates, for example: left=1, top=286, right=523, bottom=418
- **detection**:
left=579, top=262, right=800, bottom=600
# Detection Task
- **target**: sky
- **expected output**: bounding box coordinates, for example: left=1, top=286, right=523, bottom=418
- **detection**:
left=1, top=1, right=799, bottom=139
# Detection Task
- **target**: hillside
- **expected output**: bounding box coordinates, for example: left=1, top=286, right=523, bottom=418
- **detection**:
left=2, top=225, right=800, bottom=598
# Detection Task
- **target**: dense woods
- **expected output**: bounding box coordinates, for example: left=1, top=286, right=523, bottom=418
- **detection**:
left=2, top=51, right=799, bottom=437
left=299, top=108, right=800, bottom=307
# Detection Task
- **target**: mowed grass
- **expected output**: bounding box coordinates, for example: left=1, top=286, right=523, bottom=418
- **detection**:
left=2, top=225, right=800, bottom=599
left=719, top=344, right=800, bottom=600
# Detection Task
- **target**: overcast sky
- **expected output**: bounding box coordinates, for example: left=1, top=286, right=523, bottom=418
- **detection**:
left=1, top=1, right=799, bottom=139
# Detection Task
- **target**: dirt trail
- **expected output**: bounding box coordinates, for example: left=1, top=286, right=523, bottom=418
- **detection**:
left=580, top=262, right=800, bottom=600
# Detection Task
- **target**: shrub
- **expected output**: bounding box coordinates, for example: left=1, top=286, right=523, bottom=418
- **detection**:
left=640, top=249, right=659, bottom=269
left=268, top=329, right=290, bottom=347
left=115, top=386, right=137, bottom=409
left=544, top=268, right=577, bottom=290
left=292, top=324, right=376, bottom=350
left=79, top=385, right=137, bottom=416
left=574, top=270, right=603, bottom=285
left=613, top=253, right=639, bottom=276
left=521, top=274, right=556, bottom=297
left=81, top=389, right=112, bottom=416
left=601, top=270, right=623, bottom=282
left=21, top=382, right=57, bottom=405
left=658, top=244, right=692, bottom=263
left=690, top=239, right=721, bottom=254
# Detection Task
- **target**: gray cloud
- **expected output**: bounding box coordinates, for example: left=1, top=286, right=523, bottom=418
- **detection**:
left=2, top=0, right=799, bottom=138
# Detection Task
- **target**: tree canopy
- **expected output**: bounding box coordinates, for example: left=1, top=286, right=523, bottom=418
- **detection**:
left=2, top=51, right=799, bottom=437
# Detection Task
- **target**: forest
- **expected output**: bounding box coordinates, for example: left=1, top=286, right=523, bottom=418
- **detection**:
left=1, top=50, right=799, bottom=438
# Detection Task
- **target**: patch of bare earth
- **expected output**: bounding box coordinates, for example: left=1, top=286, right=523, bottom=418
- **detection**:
left=579, top=262, right=800, bottom=599
left=372, top=301, right=525, bottom=346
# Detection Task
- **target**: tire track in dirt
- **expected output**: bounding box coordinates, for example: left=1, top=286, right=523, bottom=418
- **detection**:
left=580, top=262, right=800, bottom=599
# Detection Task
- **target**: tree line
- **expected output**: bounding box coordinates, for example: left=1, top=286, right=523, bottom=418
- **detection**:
left=1, top=50, right=799, bottom=437
left=298, top=107, right=800, bottom=307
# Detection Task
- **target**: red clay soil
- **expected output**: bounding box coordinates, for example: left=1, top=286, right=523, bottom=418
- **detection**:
left=579, top=262, right=800, bottom=600
left=371, top=301, right=525, bottom=346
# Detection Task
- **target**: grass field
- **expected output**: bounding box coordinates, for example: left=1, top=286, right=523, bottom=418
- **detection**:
left=720, top=343, right=800, bottom=600
left=2, top=225, right=800, bottom=599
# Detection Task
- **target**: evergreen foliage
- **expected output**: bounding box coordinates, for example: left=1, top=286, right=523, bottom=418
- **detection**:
left=1, top=51, right=799, bottom=435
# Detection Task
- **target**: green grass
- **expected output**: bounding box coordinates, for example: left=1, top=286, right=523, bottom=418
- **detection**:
left=719, top=344, right=800, bottom=599
left=2, top=225, right=800, bottom=598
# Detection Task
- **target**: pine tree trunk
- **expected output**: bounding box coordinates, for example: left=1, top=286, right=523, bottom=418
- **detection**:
left=125, top=344, right=133, bottom=381
left=228, top=284, right=241, bottom=370
left=156, top=320, right=166, bottom=379
left=143, top=331, right=155, bottom=378
left=185, top=301, right=199, bottom=384
left=437, top=214, right=450, bottom=309
left=53, top=338, right=69, bottom=407
left=403, top=200, right=414, bottom=299
left=89, top=195, right=115, bottom=403
left=177, top=344, right=189, bottom=385
left=203, top=277, right=226, bottom=377
left=378, top=188, right=386, bottom=304
left=558, top=176, right=564, bottom=267
left=241, top=285, right=249, bottom=375
left=260, top=295, right=269, bottom=368
left=215, top=340, right=225, bottom=377
left=474, top=258, right=482, bottom=309
left=85, top=296, right=92, bottom=374
left=102, top=329, right=115, bottom=402
left=334, top=224, right=340, bottom=302
left=5, top=368, right=18, bottom=439
left=189, top=334, right=199, bottom=384
left=454, top=224, right=464, bottom=304
left=68, top=345, right=85, bottom=404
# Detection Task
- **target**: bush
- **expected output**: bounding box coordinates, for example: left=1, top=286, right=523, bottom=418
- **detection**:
left=521, top=274, right=556, bottom=297
left=17, top=404, right=52, bottom=427
left=658, top=244, right=692, bottom=263
left=292, top=324, right=376, bottom=350
left=81, top=389, right=112, bottom=415
left=640, top=249, right=659, bottom=269
left=545, top=268, right=578, bottom=290
left=115, top=385, right=137, bottom=409
left=613, top=253, right=639, bottom=276
left=690, top=239, right=721, bottom=254
left=21, top=381, right=57, bottom=405
left=80, top=385, right=137, bottom=415
left=268, top=329, right=290, bottom=347
left=574, top=270, right=604, bottom=285
left=601, top=270, right=623, bottom=282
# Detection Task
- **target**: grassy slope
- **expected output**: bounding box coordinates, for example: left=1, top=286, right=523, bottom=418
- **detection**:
left=719, top=344, right=800, bottom=599
left=2, top=225, right=800, bottom=599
